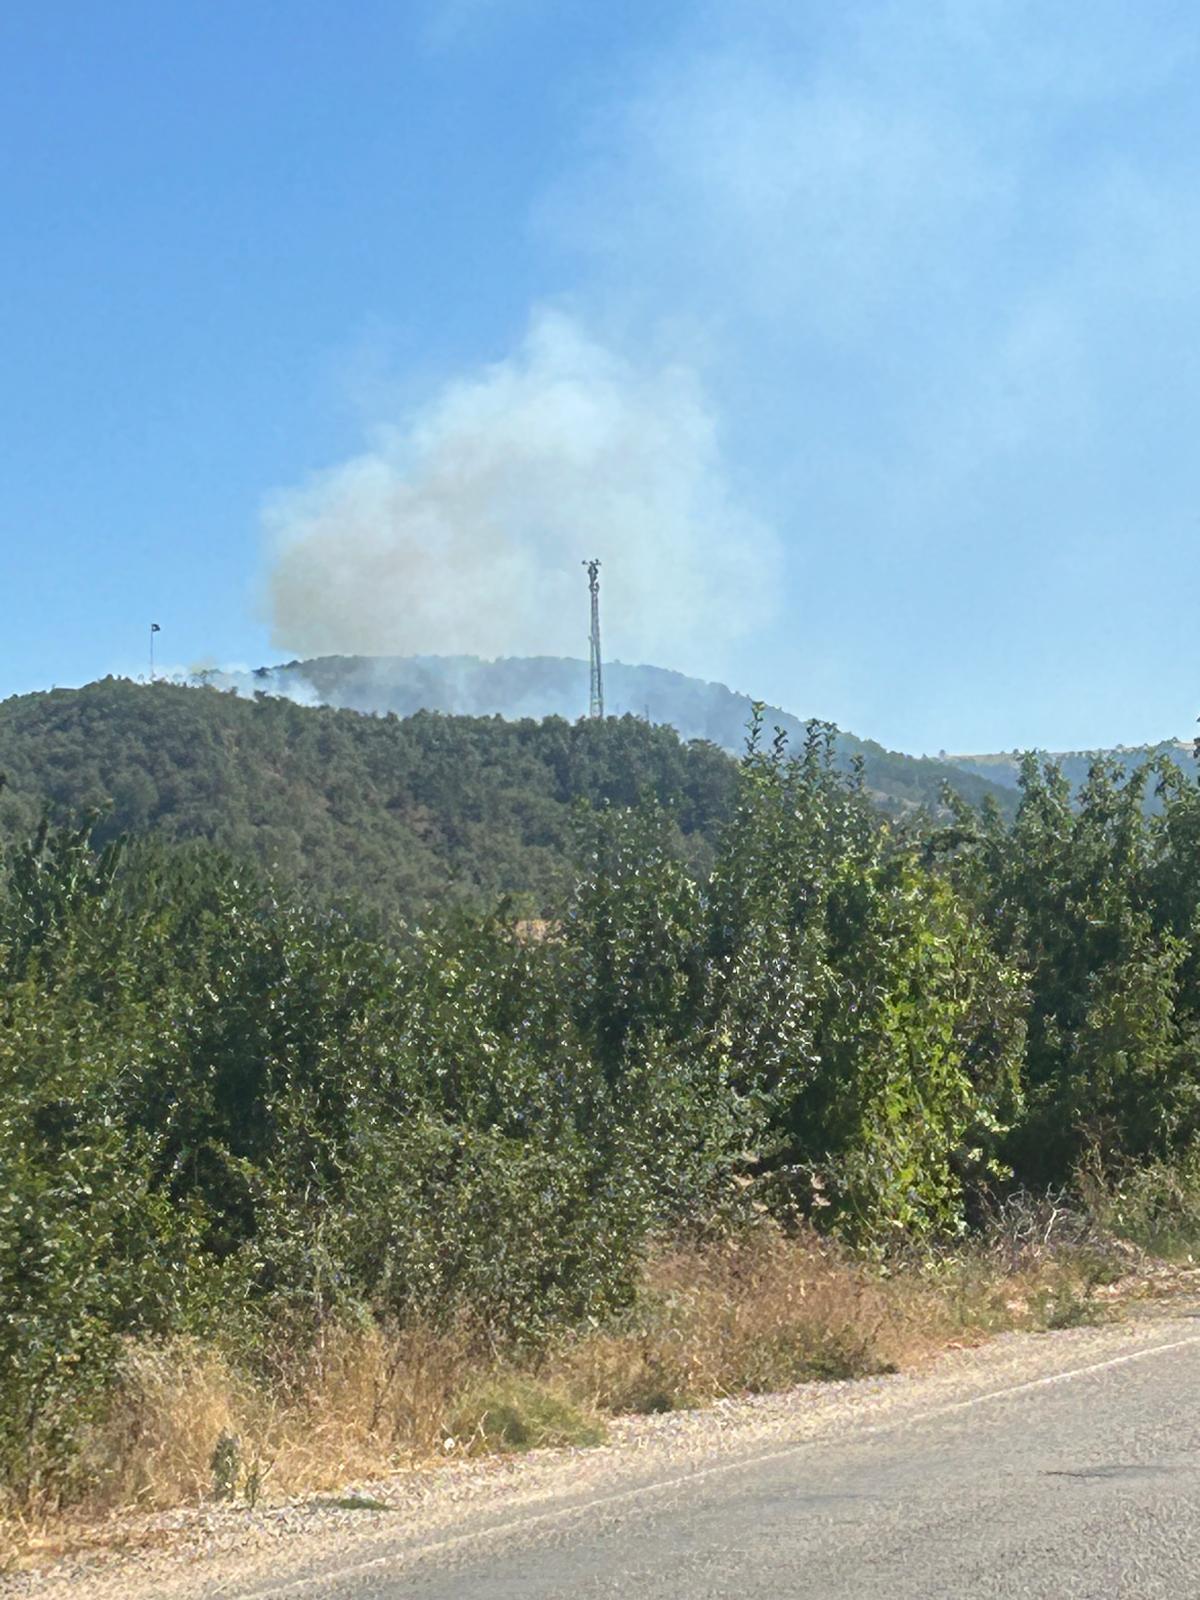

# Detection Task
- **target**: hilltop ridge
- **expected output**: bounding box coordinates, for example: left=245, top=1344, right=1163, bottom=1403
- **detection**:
left=0, top=667, right=1016, bottom=920
left=948, top=741, right=1194, bottom=795
left=209, top=653, right=1015, bottom=817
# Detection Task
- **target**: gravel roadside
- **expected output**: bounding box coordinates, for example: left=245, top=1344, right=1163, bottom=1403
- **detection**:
left=7, top=1300, right=1200, bottom=1600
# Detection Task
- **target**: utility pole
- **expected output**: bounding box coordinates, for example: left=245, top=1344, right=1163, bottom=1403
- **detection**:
left=150, top=622, right=161, bottom=681
left=583, top=559, right=604, bottom=719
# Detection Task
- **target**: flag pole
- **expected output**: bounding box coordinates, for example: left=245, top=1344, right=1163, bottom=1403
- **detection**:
left=150, top=622, right=160, bottom=681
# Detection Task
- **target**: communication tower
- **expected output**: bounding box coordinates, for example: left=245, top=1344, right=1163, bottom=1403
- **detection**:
left=583, top=559, right=604, bottom=719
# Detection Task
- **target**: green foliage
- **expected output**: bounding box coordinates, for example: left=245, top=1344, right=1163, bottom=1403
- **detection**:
left=0, top=828, right=217, bottom=1502
left=0, top=678, right=737, bottom=922
left=932, top=753, right=1200, bottom=1183
left=447, top=1377, right=606, bottom=1453
left=703, top=714, right=1024, bottom=1238
left=280, top=653, right=1019, bottom=819
left=1092, top=1152, right=1200, bottom=1261
left=6, top=702, right=1200, bottom=1509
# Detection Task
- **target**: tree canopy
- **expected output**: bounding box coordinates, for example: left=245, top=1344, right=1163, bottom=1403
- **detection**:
left=0, top=678, right=740, bottom=920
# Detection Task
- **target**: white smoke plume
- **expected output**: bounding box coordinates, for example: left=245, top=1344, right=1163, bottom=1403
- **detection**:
left=264, top=311, right=779, bottom=676
left=187, top=662, right=322, bottom=706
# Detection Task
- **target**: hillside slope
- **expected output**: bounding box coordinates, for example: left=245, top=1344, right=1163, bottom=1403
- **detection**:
left=211, top=654, right=1017, bottom=818
left=0, top=678, right=739, bottom=917
left=948, top=741, right=1193, bottom=797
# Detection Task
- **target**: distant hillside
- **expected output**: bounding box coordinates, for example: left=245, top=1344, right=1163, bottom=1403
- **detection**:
left=209, top=654, right=1017, bottom=819
left=0, top=678, right=740, bottom=919
left=948, top=741, right=1194, bottom=802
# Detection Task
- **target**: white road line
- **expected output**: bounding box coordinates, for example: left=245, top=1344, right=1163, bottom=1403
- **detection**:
left=237, top=1328, right=1200, bottom=1599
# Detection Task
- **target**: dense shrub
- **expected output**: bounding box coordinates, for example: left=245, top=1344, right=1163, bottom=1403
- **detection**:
left=932, top=753, right=1200, bottom=1184
left=4, top=716, right=1200, bottom=1503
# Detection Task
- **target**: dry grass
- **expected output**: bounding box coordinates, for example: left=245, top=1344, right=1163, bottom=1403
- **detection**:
left=550, top=1232, right=893, bottom=1416
left=0, top=1215, right=1138, bottom=1566
left=547, top=1220, right=1120, bottom=1417
left=75, top=1322, right=481, bottom=1517
left=85, top=1340, right=258, bottom=1511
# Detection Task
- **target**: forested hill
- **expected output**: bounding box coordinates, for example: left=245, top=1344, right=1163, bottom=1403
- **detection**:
left=948, top=742, right=1194, bottom=799
left=0, top=678, right=742, bottom=917
left=212, top=653, right=1017, bottom=819
left=0, top=677, right=1013, bottom=919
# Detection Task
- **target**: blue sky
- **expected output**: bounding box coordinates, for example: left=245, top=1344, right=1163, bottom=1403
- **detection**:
left=3, top=0, right=1199, bottom=753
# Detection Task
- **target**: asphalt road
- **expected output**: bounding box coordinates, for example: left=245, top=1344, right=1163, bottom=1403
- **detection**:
left=236, top=1322, right=1200, bottom=1600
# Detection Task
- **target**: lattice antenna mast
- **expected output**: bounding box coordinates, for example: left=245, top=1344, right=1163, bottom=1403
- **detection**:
left=583, top=558, right=604, bottom=719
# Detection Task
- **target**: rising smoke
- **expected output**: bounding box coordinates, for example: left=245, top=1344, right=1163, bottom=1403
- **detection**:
left=264, top=311, right=779, bottom=675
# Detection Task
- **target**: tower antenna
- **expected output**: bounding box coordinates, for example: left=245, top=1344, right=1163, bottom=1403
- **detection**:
left=583, top=559, right=604, bottom=719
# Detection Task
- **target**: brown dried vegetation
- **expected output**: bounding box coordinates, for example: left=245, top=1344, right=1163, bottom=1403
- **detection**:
left=0, top=1214, right=1137, bottom=1569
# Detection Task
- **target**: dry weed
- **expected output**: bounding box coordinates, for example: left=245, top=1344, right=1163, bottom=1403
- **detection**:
left=82, top=1340, right=257, bottom=1511
left=58, top=1322, right=477, bottom=1524
left=0, top=1216, right=1128, bottom=1566
left=552, top=1221, right=1119, bottom=1416
left=266, top=1322, right=475, bottom=1491
left=552, top=1230, right=894, bottom=1415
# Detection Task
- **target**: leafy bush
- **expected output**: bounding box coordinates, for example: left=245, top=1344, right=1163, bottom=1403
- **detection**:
left=6, top=712, right=1200, bottom=1508
left=932, top=753, right=1200, bottom=1183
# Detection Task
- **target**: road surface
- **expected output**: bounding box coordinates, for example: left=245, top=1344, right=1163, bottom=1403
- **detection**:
left=233, top=1318, right=1200, bottom=1600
